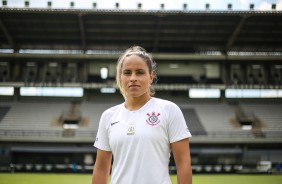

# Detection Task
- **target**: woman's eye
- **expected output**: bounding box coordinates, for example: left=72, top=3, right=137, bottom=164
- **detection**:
left=136, top=71, right=145, bottom=75
left=123, top=71, right=131, bottom=75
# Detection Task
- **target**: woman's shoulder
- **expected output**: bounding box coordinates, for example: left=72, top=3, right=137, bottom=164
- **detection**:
left=102, top=103, right=124, bottom=116
left=152, top=97, right=179, bottom=109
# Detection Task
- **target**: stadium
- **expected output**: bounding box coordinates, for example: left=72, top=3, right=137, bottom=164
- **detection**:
left=0, top=1, right=282, bottom=183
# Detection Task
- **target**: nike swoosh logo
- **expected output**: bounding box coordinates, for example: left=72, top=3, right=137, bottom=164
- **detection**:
left=111, top=121, right=120, bottom=126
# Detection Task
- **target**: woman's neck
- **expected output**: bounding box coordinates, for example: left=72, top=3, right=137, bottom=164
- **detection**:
left=125, top=95, right=151, bottom=111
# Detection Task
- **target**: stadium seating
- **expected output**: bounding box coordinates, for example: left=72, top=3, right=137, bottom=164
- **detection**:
left=0, top=106, right=10, bottom=121
left=1, top=101, right=281, bottom=142
left=1, top=100, right=281, bottom=174
left=239, top=102, right=282, bottom=138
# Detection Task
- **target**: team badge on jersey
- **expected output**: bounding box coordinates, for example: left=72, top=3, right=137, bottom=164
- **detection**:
left=146, top=112, right=160, bottom=126
left=127, top=123, right=135, bottom=135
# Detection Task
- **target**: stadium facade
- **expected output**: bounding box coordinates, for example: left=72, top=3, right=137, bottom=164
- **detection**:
left=0, top=7, right=282, bottom=174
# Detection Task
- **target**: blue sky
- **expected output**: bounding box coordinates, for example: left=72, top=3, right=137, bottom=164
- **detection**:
left=2, top=0, right=282, bottom=10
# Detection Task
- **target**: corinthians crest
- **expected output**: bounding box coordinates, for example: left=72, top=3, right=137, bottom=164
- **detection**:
left=146, top=112, right=161, bottom=126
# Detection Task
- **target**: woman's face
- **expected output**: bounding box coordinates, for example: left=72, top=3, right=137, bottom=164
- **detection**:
left=120, top=55, right=153, bottom=99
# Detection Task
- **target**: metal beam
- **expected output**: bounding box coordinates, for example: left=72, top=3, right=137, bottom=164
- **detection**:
left=225, top=15, right=248, bottom=52
left=0, top=17, right=15, bottom=49
left=1, top=52, right=282, bottom=61
left=78, top=14, right=86, bottom=52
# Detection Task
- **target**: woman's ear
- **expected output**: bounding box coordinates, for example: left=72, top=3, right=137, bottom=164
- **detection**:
left=150, top=72, right=154, bottom=84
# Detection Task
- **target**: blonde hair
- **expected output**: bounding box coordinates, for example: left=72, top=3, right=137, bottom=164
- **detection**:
left=116, top=46, right=157, bottom=99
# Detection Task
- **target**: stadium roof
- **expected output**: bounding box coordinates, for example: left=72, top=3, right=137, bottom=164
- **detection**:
left=0, top=8, right=282, bottom=55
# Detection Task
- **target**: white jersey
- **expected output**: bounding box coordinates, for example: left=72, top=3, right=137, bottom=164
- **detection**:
left=94, top=97, right=191, bottom=184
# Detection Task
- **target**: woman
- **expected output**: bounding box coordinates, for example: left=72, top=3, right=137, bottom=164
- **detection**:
left=92, top=46, right=192, bottom=184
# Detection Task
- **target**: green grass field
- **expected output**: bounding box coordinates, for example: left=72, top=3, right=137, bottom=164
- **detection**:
left=0, top=173, right=282, bottom=184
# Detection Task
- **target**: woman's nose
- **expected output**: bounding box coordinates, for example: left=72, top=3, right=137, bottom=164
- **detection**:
left=130, top=74, right=137, bottom=82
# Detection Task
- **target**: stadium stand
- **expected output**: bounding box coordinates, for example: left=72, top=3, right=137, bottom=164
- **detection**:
left=0, top=102, right=69, bottom=130
left=2, top=100, right=281, bottom=173
left=181, top=108, right=207, bottom=136
left=0, top=106, right=10, bottom=121
left=180, top=103, right=256, bottom=139
left=0, top=6, right=282, bottom=174
left=0, top=101, right=120, bottom=140
left=0, top=101, right=281, bottom=143
left=240, top=102, right=282, bottom=138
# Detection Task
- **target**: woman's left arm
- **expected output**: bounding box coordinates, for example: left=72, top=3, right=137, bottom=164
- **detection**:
left=171, top=138, right=192, bottom=184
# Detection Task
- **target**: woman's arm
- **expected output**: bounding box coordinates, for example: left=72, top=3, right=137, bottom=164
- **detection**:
left=171, top=138, right=192, bottom=184
left=92, top=149, right=112, bottom=184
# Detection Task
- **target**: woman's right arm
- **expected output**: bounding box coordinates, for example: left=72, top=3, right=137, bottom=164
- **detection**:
left=92, top=149, right=112, bottom=184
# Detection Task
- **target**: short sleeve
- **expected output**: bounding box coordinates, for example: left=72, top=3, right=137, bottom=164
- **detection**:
left=168, top=103, right=192, bottom=143
left=94, top=111, right=112, bottom=151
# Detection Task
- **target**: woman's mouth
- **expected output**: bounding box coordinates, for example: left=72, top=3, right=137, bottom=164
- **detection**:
left=129, top=85, right=140, bottom=88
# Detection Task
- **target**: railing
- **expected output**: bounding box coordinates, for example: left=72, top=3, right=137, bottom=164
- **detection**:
left=207, top=131, right=254, bottom=138
left=205, top=130, right=282, bottom=139
left=1, top=129, right=282, bottom=140
left=0, top=129, right=97, bottom=138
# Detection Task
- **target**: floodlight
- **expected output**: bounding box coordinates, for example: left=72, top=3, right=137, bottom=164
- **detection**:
left=205, top=3, right=210, bottom=10
left=228, top=4, right=232, bottom=10
left=24, top=1, right=29, bottom=7
left=272, top=4, right=276, bottom=10
left=70, top=2, right=74, bottom=8
left=47, top=1, right=52, bottom=8
left=2, top=0, right=7, bottom=6
left=100, top=67, right=108, bottom=80
left=183, top=3, right=187, bottom=10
